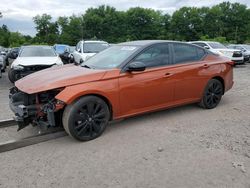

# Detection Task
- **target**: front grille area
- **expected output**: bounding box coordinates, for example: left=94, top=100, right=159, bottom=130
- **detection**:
left=22, top=64, right=54, bottom=72
left=232, top=52, right=243, bottom=57
left=18, top=64, right=55, bottom=78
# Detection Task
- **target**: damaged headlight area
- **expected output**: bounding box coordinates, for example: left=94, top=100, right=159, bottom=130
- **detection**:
left=13, top=65, right=24, bottom=71
left=9, top=87, right=65, bottom=131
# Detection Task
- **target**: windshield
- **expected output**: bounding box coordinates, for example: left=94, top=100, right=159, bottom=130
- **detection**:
left=83, top=42, right=109, bottom=53
left=55, top=45, right=68, bottom=54
left=19, top=46, right=56, bottom=57
left=83, top=45, right=139, bottom=69
left=208, top=42, right=227, bottom=49
left=242, top=45, right=250, bottom=50
left=69, top=46, right=75, bottom=53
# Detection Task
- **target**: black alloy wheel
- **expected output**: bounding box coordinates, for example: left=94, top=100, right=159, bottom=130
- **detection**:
left=63, top=96, right=110, bottom=141
left=199, top=79, right=223, bottom=109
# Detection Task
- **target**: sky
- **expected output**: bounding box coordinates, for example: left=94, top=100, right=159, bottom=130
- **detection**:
left=0, top=0, right=250, bottom=36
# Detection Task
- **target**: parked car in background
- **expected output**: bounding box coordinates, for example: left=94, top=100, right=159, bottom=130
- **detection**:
left=6, top=47, right=20, bottom=66
left=10, top=40, right=234, bottom=141
left=0, top=51, right=7, bottom=72
left=8, top=45, right=63, bottom=83
left=227, top=44, right=250, bottom=63
left=190, top=41, right=244, bottom=65
left=59, top=46, right=75, bottom=64
left=73, top=40, right=109, bottom=64
left=0, top=56, right=4, bottom=77
left=53, top=44, right=70, bottom=55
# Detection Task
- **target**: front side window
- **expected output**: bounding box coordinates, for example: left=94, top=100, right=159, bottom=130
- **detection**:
left=133, top=44, right=170, bottom=68
left=19, top=46, right=56, bottom=57
left=173, top=44, right=205, bottom=64
left=55, top=45, right=68, bottom=54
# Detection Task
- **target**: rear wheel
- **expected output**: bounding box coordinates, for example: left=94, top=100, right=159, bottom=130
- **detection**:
left=199, top=79, right=223, bottom=109
left=63, top=96, right=110, bottom=141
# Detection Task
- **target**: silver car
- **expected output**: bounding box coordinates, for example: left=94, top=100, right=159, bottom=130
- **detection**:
left=227, top=44, right=250, bottom=63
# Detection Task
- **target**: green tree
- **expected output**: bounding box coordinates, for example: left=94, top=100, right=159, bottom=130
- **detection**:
left=33, top=14, right=59, bottom=44
left=125, top=7, right=163, bottom=40
left=170, top=7, right=207, bottom=41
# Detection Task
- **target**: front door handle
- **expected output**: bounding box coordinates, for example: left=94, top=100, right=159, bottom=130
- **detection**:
left=164, top=73, right=174, bottom=78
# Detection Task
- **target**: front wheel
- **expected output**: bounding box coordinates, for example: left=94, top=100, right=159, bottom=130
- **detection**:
left=63, top=96, right=110, bottom=141
left=199, top=79, right=223, bottom=109
left=8, top=69, right=18, bottom=83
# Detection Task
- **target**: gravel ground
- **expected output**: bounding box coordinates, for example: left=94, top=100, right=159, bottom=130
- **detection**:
left=0, top=65, right=249, bottom=188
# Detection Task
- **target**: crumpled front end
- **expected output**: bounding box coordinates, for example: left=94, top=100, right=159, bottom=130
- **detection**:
left=9, top=87, right=65, bottom=130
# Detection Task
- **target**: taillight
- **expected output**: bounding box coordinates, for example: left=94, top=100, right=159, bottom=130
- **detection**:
left=226, top=61, right=235, bottom=66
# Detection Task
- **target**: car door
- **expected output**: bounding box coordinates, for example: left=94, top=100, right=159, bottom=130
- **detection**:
left=118, top=43, right=175, bottom=116
left=169, top=43, right=210, bottom=103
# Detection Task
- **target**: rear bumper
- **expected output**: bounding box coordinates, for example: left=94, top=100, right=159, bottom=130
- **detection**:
left=233, top=60, right=244, bottom=65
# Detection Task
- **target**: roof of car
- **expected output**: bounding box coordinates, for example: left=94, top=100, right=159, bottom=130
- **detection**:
left=22, top=45, right=52, bottom=48
left=81, top=40, right=108, bottom=43
left=118, top=40, right=184, bottom=46
left=190, top=41, right=220, bottom=43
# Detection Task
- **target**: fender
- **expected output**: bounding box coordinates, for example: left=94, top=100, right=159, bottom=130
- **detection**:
left=55, top=79, right=121, bottom=119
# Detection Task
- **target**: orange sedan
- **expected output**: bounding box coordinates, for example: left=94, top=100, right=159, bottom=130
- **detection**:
left=9, top=40, right=234, bottom=141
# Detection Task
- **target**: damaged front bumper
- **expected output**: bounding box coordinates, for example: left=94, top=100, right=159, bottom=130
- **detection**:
left=9, top=87, right=65, bottom=130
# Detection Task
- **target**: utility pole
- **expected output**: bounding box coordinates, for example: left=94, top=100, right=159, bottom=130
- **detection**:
left=234, top=26, right=238, bottom=43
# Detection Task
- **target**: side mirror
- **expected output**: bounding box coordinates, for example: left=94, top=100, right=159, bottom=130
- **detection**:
left=14, top=53, right=18, bottom=59
left=127, top=62, right=146, bottom=72
left=204, top=46, right=210, bottom=49
left=10, top=52, right=18, bottom=59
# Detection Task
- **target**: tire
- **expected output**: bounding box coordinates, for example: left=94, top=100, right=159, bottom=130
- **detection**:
left=8, top=69, right=17, bottom=83
left=63, top=96, right=110, bottom=141
left=199, top=79, right=223, bottom=109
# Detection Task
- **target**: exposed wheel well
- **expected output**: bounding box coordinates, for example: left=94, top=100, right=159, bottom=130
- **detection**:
left=212, top=76, right=225, bottom=94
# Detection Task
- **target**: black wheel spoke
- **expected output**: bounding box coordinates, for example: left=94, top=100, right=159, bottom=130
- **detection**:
left=92, top=121, right=101, bottom=133
left=74, top=113, right=86, bottom=122
left=94, top=103, right=102, bottom=114
left=94, top=118, right=106, bottom=123
left=89, top=124, right=94, bottom=137
left=93, top=110, right=106, bottom=119
left=87, top=102, right=95, bottom=115
left=77, top=123, right=89, bottom=136
left=75, top=121, right=87, bottom=130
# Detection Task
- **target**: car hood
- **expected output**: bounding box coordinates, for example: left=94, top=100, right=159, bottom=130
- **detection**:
left=15, top=64, right=107, bottom=94
left=12, top=56, right=62, bottom=67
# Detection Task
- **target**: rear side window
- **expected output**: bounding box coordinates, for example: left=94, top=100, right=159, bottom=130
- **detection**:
left=173, top=44, right=205, bottom=64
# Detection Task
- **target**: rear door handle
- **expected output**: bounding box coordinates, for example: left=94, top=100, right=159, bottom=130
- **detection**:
left=203, top=64, right=210, bottom=68
left=164, top=73, right=174, bottom=78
